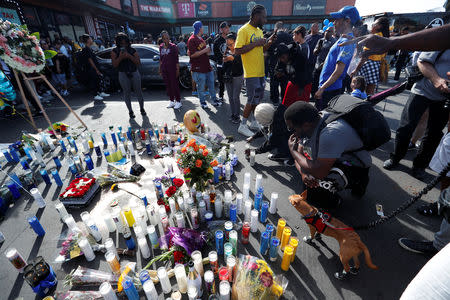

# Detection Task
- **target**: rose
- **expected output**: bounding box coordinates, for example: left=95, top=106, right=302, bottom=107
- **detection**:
left=165, top=186, right=177, bottom=197
left=187, top=139, right=196, bottom=147
left=193, top=145, right=199, bottom=152
left=199, top=145, right=206, bottom=150
left=173, top=178, right=184, bottom=188
left=210, top=160, right=218, bottom=167
left=181, top=147, right=187, bottom=153
left=195, top=159, right=203, bottom=168
left=173, top=251, right=185, bottom=263
left=202, top=150, right=208, bottom=157
left=184, top=168, right=191, bottom=174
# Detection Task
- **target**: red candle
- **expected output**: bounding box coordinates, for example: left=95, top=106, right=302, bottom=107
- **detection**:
left=218, top=266, right=229, bottom=281
left=140, top=129, right=146, bottom=140
left=242, top=222, right=250, bottom=244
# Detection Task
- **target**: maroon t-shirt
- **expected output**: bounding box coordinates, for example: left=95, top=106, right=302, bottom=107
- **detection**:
left=159, top=42, right=179, bottom=74
left=187, top=34, right=211, bottom=73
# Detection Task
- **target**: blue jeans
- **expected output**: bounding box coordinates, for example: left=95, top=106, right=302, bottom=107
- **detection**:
left=192, top=71, right=216, bottom=105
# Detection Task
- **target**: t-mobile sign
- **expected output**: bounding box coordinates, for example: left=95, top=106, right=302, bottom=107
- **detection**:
left=177, top=2, right=195, bottom=18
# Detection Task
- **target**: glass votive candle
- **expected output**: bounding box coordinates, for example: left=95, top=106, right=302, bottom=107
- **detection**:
left=157, top=267, right=172, bottom=294
left=191, top=250, right=204, bottom=276
left=99, top=281, right=118, bottom=300
left=224, top=242, right=233, bottom=262
left=219, top=280, right=231, bottom=300
left=208, top=251, right=218, bottom=274
left=174, top=263, right=188, bottom=293
left=218, top=266, right=229, bottom=282
left=105, top=251, right=121, bottom=275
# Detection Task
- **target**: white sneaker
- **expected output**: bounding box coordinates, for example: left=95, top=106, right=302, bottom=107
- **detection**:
left=94, top=95, right=104, bottom=101
left=174, top=102, right=182, bottom=109
left=167, top=101, right=175, bottom=108
left=99, top=92, right=110, bottom=97
left=249, top=120, right=262, bottom=131
left=238, top=124, right=254, bottom=137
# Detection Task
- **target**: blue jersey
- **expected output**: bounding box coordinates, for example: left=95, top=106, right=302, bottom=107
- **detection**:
left=319, top=32, right=355, bottom=92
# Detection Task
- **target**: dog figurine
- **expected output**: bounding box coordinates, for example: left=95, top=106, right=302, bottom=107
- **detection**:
left=289, top=190, right=378, bottom=279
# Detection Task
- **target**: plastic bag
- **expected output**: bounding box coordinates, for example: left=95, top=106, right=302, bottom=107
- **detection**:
left=64, top=266, right=119, bottom=288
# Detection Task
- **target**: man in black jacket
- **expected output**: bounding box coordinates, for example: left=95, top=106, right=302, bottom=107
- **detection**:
left=213, top=22, right=230, bottom=102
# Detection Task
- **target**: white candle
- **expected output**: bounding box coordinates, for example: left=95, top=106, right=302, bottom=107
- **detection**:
left=30, top=188, right=46, bottom=208
left=243, top=183, right=250, bottom=203
left=169, top=198, right=177, bottom=214
left=250, top=150, right=255, bottom=166
left=63, top=215, right=79, bottom=233
left=203, top=193, right=210, bottom=211
left=255, top=174, right=263, bottom=192
left=236, top=193, right=243, bottom=215
left=174, top=263, right=188, bottom=293
left=175, top=211, right=185, bottom=228
left=34, top=142, right=43, bottom=156
left=127, top=141, right=135, bottom=156
left=224, top=191, right=232, bottom=218
left=219, top=281, right=231, bottom=300
left=78, top=237, right=95, bottom=261
left=55, top=202, right=69, bottom=220
left=244, top=172, right=251, bottom=187
left=138, top=237, right=151, bottom=259
left=215, top=194, right=223, bottom=218
left=187, top=285, right=198, bottom=300
left=269, top=192, right=278, bottom=214
left=146, top=205, right=157, bottom=225
left=157, top=267, right=172, bottom=294
left=250, top=209, right=259, bottom=233
left=225, top=164, right=231, bottom=181
left=133, top=224, right=145, bottom=239
left=104, top=237, right=119, bottom=261
left=229, top=143, right=235, bottom=155
left=99, top=282, right=118, bottom=300
left=191, top=250, right=204, bottom=276
left=244, top=200, right=252, bottom=222
left=103, top=212, right=116, bottom=232
left=143, top=280, right=158, bottom=299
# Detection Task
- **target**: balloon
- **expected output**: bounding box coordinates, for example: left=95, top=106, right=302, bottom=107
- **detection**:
left=323, top=26, right=328, bottom=31
left=183, top=110, right=201, bottom=133
left=323, top=19, right=329, bottom=26
left=328, top=22, right=334, bottom=27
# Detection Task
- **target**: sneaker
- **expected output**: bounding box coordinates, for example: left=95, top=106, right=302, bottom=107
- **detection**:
left=398, top=238, right=438, bottom=255
left=212, top=101, right=222, bottom=107
left=411, top=167, right=427, bottom=180
left=167, top=101, right=175, bottom=108
left=192, top=91, right=198, bottom=96
left=383, top=159, right=399, bottom=170
left=408, top=141, right=416, bottom=150
left=238, top=124, right=254, bottom=137
left=283, top=159, right=295, bottom=166
left=268, top=153, right=289, bottom=161
left=94, top=95, right=104, bottom=101
left=201, top=103, right=209, bottom=109
left=140, top=109, right=147, bottom=116
left=129, top=111, right=136, bottom=119
left=99, top=92, right=110, bottom=97
left=174, top=102, right=182, bottom=109
left=249, top=120, right=262, bottom=131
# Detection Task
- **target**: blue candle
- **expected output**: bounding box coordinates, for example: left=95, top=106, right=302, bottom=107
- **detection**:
left=94, top=145, right=102, bottom=157
left=68, top=160, right=77, bottom=174
left=53, top=156, right=62, bottom=168
left=213, top=166, right=220, bottom=184
left=254, top=186, right=264, bottom=211
left=126, top=131, right=132, bottom=141
left=145, top=141, right=152, bottom=155
left=266, top=223, right=274, bottom=239
left=260, top=231, right=270, bottom=255
left=230, top=204, right=237, bottom=222
left=215, top=230, right=224, bottom=255
left=68, top=137, right=78, bottom=153
left=51, top=169, right=63, bottom=186
left=117, top=130, right=123, bottom=142
left=111, top=132, right=117, bottom=146
left=104, top=150, right=110, bottom=161
left=118, top=126, right=123, bottom=132
left=9, top=148, right=20, bottom=162
left=260, top=201, right=269, bottom=223
left=125, top=236, right=136, bottom=250
left=23, top=147, right=33, bottom=160
left=155, top=129, right=159, bottom=140
left=85, top=156, right=94, bottom=170
left=59, top=140, right=67, bottom=152
left=39, top=169, right=51, bottom=185
left=10, top=172, right=22, bottom=188
left=155, top=181, right=163, bottom=200
left=28, top=216, right=46, bottom=236
left=269, top=237, right=280, bottom=261
left=20, top=157, right=30, bottom=170
left=122, top=276, right=139, bottom=300
left=141, top=196, right=148, bottom=206
left=101, top=133, right=108, bottom=146
left=148, top=129, right=154, bottom=137
left=2, top=149, right=13, bottom=162
left=7, top=181, right=21, bottom=199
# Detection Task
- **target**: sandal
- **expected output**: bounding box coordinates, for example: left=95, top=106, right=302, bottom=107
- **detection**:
left=417, top=202, right=439, bottom=217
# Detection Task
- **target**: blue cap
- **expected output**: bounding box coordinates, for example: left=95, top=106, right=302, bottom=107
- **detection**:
left=330, top=6, right=361, bottom=26
left=193, top=21, right=203, bottom=35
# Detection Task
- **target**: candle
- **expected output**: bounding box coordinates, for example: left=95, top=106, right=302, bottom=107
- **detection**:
left=122, top=276, right=139, bottom=300
left=118, top=143, right=126, bottom=157
left=9, top=172, right=22, bottom=188
left=28, top=216, right=46, bottom=236
left=51, top=169, right=63, bottom=186
left=191, top=250, right=204, bottom=276
left=219, top=280, right=231, bottom=300
left=254, top=187, right=263, bottom=211
left=280, top=227, right=292, bottom=251
left=104, top=238, right=119, bottom=261
left=270, top=237, right=280, bottom=262
left=255, top=173, right=262, bottom=192
left=214, top=195, right=223, bottom=218
left=225, top=164, right=231, bottom=181
left=78, top=237, right=95, bottom=261
left=243, top=183, right=250, bottom=204
left=260, top=201, right=269, bottom=223
left=5, top=248, right=27, bottom=272
left=85, top=156, right=94, bottom=170
left=224, top=190, right=232, bottom=218
left=244, top=172, right=251, bottom=186
left=208, top=250, right=219, bottom=274
left=235, top=193, right=243, bottom=215
left=55, top=202, right=69, bottom=220
left=105, top=251, right=121, bottom=275
left=229, top=204, right=237, bottom=222
left=94, top=144, right=102, bottom=157
left=99, top=282, right=118, bottom=300
left=281, top=245, right=294, bottom=271
left=188, top=286, right=198, bottom=300
left=265, top=224, right=274, bottom=239
left=52, top=155, right=61, bottom=168
left=215, top=230, right=224, bottom=255
left=205, top=211, right=213, bottom=223
left=174, top=263, right=188, bottom=293
left=68, top=159, right=77, bottom=175
left=204, top=270, right=216, bottom=295
left=229, top=230, right=238, bottom=255
left=175, top=211, right=185, bottom=228
left=143, top=278, right=158, bottom=299
left=63, top=215, right=79, bottom=233
left=244, top=200, right=252, bottom=222
left=226, top=255, right=236, bottom=282
left=218, top=266, right=229, bottom=282
left=242, top=222, right=250, bottom=244
left=276, top=218, right=286, bottom=240
left=133, top=224, right=145, bottom=239
left=269, top=192, right=278, bottom=214
left=84, top=218, right=102, bottom=242
left=224, top=242, right=233, bottom=262
left=30, top=188, right=46, bottom=208
left=260, top=231, right=270, bottom=255
left=138, top=237, right=151, bottom=259
left=190, top=207, right=200, bottom=229
left=224, top=221, right=233, bottom=240
left=34, top=142, right=44, bottom=156
left=250, top=209, right=259, bottom=233
left=157, top=267, right=172, bottom=294
left=9, top=148, right=20, bottom=162
left=20, top=157, right=30, bottom=170
left=147, top=225, right=159, bottom=248
left=123, top=208, right=135, bottom=227
left=7, top=181, right=21, bottom=199
left=2, top=149, right=13, bottom=162
left=103, top=212, right=116, bottom=232
left=289, top=237, right=299, bottom=262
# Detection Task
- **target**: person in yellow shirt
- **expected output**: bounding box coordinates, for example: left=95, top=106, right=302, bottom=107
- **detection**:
left=235, top=4, right=276, bottom=137
left=350, top=17, right=390, bottom=95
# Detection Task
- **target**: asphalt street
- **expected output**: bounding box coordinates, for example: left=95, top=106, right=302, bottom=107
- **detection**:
left=0, top=73, right=444, bottom=300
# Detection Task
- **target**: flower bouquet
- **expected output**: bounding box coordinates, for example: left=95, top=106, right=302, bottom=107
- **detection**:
left=91, top=164, right=139, bottom=187
left=154, top=176, right=184, bottom=213
left=177, top=139, right=215, bottom=191
left=232, top=255, right=288, bottom=300
left=64, top=266, right=119, bottom=288
left=0, top=19, right=45, bottom=73
left=54, top=231, right=97, bottom=263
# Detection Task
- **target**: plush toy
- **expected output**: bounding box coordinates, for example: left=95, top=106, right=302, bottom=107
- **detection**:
left=183, top=110, right=201, bottom=133
left=47, top=122, right=69, bottom=135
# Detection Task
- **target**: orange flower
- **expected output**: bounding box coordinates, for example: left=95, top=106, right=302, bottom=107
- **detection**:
left=193, top=145, right=199, bottom=152
left=199, top=145, right=206, bottom=150
left=181, top=147, right=187, bottom=153
left=210, top=159, right=218, bottom=167
left=195, top=159, right=203, bottom=168
left=203, top=150, right=208, bottom=156
left=187, top=139, right=196, bottom=147
left=184, top=168, right=191, bottom=174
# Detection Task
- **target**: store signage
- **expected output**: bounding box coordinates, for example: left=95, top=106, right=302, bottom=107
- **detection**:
left=177, top=2, right=195, bottom=18
left=292, top=0, right=326, bottom=16
left=138, top=0, right=173, bottom=17
left=196, top=2, right=211, bottom=18
left=231, top=1, right=272, bottom=17
left=0, top=7, right=21, bottom=24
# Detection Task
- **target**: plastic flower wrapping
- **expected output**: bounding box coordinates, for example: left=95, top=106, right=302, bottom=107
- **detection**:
left=159, top=227, right=210, bottom=255
left=232, top=255, right=289, bottom=300
left=64, top=266, right=119, bottom=288
left=54, top=231, right=98, bottom=263
left=90, top=163, right=139, bottom=187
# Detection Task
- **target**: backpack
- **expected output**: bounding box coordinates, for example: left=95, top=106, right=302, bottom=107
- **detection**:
left=324, top=94, right=391, bottom=151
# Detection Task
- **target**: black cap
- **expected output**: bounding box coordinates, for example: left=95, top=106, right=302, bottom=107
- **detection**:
left=220, top=22, right=230, bottom=28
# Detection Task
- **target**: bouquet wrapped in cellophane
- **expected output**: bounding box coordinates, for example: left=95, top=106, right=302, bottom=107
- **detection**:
left=232, top=255, right=288, bottom=300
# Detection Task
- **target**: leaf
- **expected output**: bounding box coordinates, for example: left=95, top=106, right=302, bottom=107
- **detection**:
left=44, top=50, right=57, bottom=59
left=30, top=32, right=40, bottom=40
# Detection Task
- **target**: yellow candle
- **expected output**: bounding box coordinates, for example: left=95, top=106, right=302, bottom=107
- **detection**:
left=105, top=251, right=121, bottom=275
left=88, top=140, right=94, bottom=149
left=289, top=237, right=299, bottom=262
left=276, top=218, right=286, bottom=240
left=280, top=227, right=291, bottom=250
left=123, top=208, right=135, bottom=227
left=281, top=245, right=293, bottom=271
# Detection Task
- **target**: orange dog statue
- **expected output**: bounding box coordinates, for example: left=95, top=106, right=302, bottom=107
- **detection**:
left=289, top=190, right=378, bottom=279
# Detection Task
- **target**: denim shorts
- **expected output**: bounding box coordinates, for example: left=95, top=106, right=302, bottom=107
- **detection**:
left=245, top=77, right=265, bottom=105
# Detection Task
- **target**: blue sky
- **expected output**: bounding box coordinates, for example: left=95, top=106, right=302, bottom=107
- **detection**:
left=355, top=0, right=446, bottom=16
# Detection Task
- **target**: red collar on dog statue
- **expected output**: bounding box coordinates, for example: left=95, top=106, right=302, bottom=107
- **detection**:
left=302, top=210, right=354, bottom=233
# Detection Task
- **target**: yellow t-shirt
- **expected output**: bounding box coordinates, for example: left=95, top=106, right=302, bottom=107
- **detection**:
left=366, top=32, right=386, bottom=61
left=235, top=22, right=265, bottom=78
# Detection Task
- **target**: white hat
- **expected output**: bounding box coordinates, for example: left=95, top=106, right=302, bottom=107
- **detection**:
left=254, top=103, right=276, bottom=127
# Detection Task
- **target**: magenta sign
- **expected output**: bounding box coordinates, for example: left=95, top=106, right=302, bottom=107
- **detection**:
left=177, top=2, right=195, bottom=18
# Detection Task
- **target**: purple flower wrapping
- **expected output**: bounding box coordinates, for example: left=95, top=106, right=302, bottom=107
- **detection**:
left=159, top=227, right=208, bottom=255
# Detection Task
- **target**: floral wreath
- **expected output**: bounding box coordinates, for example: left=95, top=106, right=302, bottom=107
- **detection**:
left=0, top=19, right=45, bottom=73
left=60, top=178, right=96, bottom=198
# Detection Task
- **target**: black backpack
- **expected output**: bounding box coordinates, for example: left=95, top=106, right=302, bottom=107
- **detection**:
left=324, top=94, right=391, bottom=151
